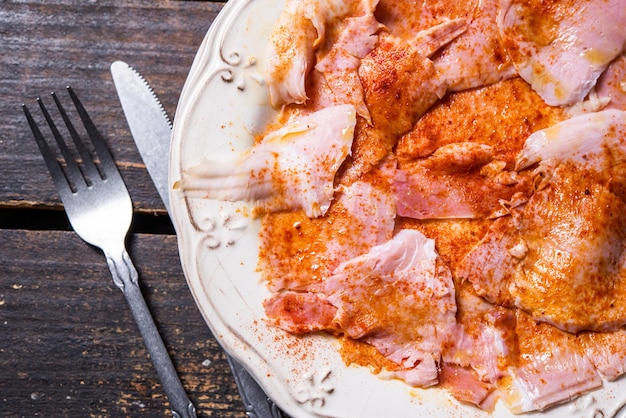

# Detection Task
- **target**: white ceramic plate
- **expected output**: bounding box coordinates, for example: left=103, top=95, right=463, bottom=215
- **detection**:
left=169, top=1, right=626, bottom=417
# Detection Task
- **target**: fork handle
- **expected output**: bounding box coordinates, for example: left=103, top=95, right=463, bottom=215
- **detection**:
left=105, top=248, right=197, bottom=418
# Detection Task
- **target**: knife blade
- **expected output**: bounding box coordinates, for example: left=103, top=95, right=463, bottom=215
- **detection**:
left=110, top=60, right=285, bottom=418
left=110, top=61, right=173, bottom=214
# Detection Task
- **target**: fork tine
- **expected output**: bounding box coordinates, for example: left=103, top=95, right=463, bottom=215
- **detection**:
left=22, top=103, right=75, bottom=197
left=34, top=95, right=90, bottom=191
left=66, top=86, right=120, bottom=181
left=51, top=89, right=103, bottom=185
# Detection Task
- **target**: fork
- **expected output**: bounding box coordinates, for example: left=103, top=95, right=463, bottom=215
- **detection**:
left=22, top=87, right=196, bottom=418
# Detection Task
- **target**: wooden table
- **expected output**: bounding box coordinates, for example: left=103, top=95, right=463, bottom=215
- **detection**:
left=0, top=1, right=253, bottom=416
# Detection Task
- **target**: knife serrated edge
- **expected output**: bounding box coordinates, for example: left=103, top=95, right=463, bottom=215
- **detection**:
left=123, top=64, right=173, bottom=129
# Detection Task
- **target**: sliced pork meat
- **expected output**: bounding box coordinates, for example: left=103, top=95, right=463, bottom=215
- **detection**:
left=444, top=283, right=607, bottom=413
left=497, top=0, right=626, bottom=106
left=497, top=310, right=603, bottom=413
left=517, top=109, right=626, bottom=202
left=455, top=216, right=520, bottom=307
left=263, top=291, right=338, bottom=334
left=567, top=55, right=626, bottom=115
left=434, top=0, right=517, bottom=92
left=258, top=159, right=396, bottom=292
left=444, top=282, right=517, bottom=384
left=314, top=8, right=382, bottom=122
left=266, top=0, right=380, bottom=107
left=324, top=229, right=457, bottom=387
left=263, top=229, right=456, bottom=388
left=516, top=109, right=626, bottom=171
left=410, top=18, right=468, bottom=58
left=395, top=142, right=532, bottom=219
left=375, top=0, right=474, bottom=40
left=439, top=363, right=497, bottom=411
left=396, top=77, right=565, bottom=165
left=178, top=104, right=356, bottom=218
left=508, top=163, right=626, bottom=333
left=578, top=329, right=626, bottom=381
left=266, top=0, right=317, bottom=107
left=461, top=110, right=626, bottom=333
left=341, top=21, right=467, bottom=183
left=595, top=54, right=626, bottom=112
left=461, top=163, right=626, bottom=333
left=443, top=284, right=608, bottom=413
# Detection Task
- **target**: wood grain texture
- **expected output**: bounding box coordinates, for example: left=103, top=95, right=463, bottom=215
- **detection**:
left=0, top=0, right=222, bottom=213
left=0, top=228, right=246, bottom=417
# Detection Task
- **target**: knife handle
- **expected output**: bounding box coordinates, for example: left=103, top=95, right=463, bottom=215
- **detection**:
left=106, top=247, right=197, bottom=418
left=226, top=355, right=286, bottom=418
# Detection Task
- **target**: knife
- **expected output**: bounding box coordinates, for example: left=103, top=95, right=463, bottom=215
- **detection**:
left=110, top=60, right=285, bottom=418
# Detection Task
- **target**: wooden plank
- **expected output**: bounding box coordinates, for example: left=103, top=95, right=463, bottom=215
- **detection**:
left=0, top=228, right=245, bottom=417
left=0, top=0, right=223, bottom=212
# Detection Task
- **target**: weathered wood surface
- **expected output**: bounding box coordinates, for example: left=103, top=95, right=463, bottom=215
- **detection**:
left=1, top=0, right=222, bottom=213
left=0, top=0, right=252, bottom=416
left=0, top=229, right=245, bottom=417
